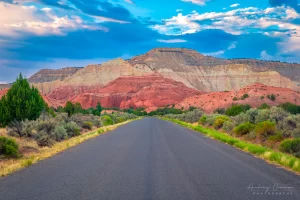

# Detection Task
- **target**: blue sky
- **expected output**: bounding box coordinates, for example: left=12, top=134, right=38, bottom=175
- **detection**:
left=0, top=0, right=300, bottom=82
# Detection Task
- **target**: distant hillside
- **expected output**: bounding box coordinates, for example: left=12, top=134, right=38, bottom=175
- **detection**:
left=12, top=47, right=299, bottom=110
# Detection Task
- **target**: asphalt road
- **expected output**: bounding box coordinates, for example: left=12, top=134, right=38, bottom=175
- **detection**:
left=0, top=118, right=300, bottom=200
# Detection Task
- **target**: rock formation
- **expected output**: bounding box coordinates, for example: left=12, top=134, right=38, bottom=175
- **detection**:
left=45, top=74, right=203, bottom=111
left=0, top=47, right=297, bottom=111
left=177, top=83, right=300, bottom=113
left=30, top=48, right=300, bottom=95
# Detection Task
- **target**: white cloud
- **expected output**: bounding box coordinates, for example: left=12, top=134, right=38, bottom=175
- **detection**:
left=0, top=2, right=106, bottom=37
left=181, top=0, right=209, bottom=6
left=125, top=0, right=134, bottom=4
left=176, top=9, right=183, bottom=12
left=152, top=7, right=259, bottom=35
left=260, top=50, right=273, bottom=60
left=152, top=6, right=300, bottom=37
left=230, top=3, right=240, bottom=8
left=205, top=42, right=237, bottom=57
left=204, top=50, right=225, bottom=56
left=157, top=39, right=187, bottom=43
left=228, top=42, right=237, bottom=50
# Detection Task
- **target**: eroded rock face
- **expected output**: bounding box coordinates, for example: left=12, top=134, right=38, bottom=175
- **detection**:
left=29, top=67, right=82, bottom=83
left=177, top=83, right=300, bottom=113
left=31, top=48, right=300, bottom=94
left=46, top=74, right=203, bottom=110
left=130, top=48, right=300, bottom=91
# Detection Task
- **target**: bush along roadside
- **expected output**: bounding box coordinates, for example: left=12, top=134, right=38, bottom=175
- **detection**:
left=0, top=116, right=140, bottom=177
left=161, top=117, right=300, bottom=174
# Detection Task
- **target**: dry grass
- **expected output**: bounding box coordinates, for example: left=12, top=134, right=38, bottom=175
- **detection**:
left=0, top=120, right=134, bottom=177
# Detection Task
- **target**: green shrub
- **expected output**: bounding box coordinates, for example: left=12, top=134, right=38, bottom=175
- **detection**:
left=260, top=96, right=264, bottom=99
left=54, top=125, right=68, bottom=142
left=70, top=114, right=97, bottom=127
left=183, top=110, right=204, bottom=123
left=7, top=120, right=25, bottom=138
left=268, top=132, right=283, bottom=142
left=233, top=122, right=255, bottom=136
left=245, top=131, right=256, bottom=140
left=269, top=107, right=288, bottom=123
left=255, top=109, right=271, bottom=123
left=277, top=115, right=300, bottom=138
left=36, top=119, right=57, bottom=135
left=267, top=94, right=276, bottom=101
left=101, top=115, right=114, bottom=126
left=233, top=97, right=238, bottom=101
left=279, top=139, right=300, bottom=157
left=97, top=129, right=104, bottom=134
left=82, top=121, right=93, bottom=130
left=222, top=121, right=235, bottom=133
left=21, top=119, right=37, bottom=138
left=93, top=119, right=102, bottom=128
left=7, top=119, right=38, bottom=138
left=292, top=129, right=300, bottom=138
left=214, top=108, right=226, bottom=114
left=64, top=121, right=81, bottom=137
left=225, top=104, right=251, bottom=116
left=243, top=108, right=259, bottom=124
left=241, top=94, right=249, bottom=100
left=206, top=115, right=220, bottom=126
left=280, top=102, right=300, bottom=114
left=255, top=121, right=276, bottom=139
left=258, top=103, right=270, bottom=110
left=0, top=136, right=19, bottom=157
left=36, top=131, right=55, bottom=147
left=213, top=116, right=230, bottom=129
left=198, top=116, right=207, bottom=125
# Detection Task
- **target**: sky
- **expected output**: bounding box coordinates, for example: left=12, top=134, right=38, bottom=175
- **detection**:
left=0, top=0, right=300, bottom=82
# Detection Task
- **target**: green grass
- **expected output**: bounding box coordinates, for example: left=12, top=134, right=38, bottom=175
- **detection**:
left=162, top=117, right=300, bottom=174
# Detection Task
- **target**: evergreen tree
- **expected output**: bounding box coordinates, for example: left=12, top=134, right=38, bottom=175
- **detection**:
left=0, top=74, right=46, bottom=127
left=65, top=101, right=74, bottom=117
left=96, top=102, right=103, bottom=116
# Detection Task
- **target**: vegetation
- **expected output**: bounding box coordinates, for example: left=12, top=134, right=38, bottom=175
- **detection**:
left=233, top=122, right=255, bottom=136
left=0, top=74, right=46, bottom=127
left=148, top=107, right=184, bottom=116
left=258, top=103, right=270, bottom=110
left=213, top=116, right=230, bottom=129
left=0, top=136, right=19, bottom=158
left=267, top=94, right=276, bottom=101
left=280, top=139, right=300, bottom=157
left=0, top=120, right=132, bottom=176
left=280, top=102, right=300, bottom=115
left=254, top=121, right=276, bottom=139
left=241, top=94, right=249, bottom=100
left=163, top=118, right=300, bottom=173
left=164, top=109, right=204, bottom=123
left=163, top=104, right=300, bottom=167
left=225, top=104, right=251, bottom=116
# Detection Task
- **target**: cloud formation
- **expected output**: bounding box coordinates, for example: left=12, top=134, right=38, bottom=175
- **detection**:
left=269, top=0, right=300, bottom=13
left=0, top=0, right=300, bottom=82
left=181, top=0, right=209, bottom=6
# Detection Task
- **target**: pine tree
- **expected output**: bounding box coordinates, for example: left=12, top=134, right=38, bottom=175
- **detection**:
left=64, top=101, right=75, bottom=117
left=0, top=74, right=46, bottom=127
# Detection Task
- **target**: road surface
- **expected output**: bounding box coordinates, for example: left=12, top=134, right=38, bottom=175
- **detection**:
left=0, top=118, right=299, bottom=200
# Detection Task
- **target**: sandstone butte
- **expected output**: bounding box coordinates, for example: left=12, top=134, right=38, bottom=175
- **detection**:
left=1, top=48, right=300, bottom=111
left=44, top=74, right=204, bottom=112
